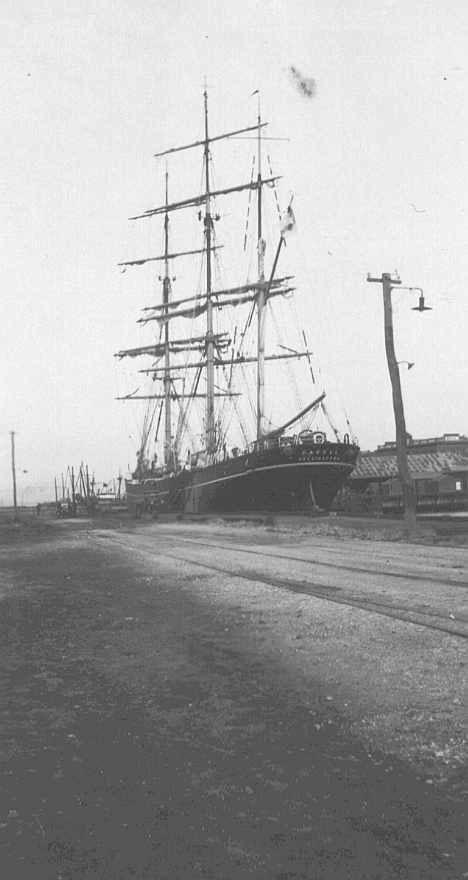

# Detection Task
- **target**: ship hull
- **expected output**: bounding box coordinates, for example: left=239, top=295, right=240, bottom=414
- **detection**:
left=125, top=442, right=359, bottom=516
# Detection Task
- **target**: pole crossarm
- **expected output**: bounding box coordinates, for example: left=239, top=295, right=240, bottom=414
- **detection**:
left=367, top=272, right=401, bottom=287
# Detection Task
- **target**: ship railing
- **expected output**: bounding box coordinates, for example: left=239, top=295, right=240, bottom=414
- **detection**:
left=248, top=435, right=299, bottom=454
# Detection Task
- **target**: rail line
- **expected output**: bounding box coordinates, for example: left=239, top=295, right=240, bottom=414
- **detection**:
left=165, top=535, right=468, bottom=590
left=105, top=535, right=468, bottom=640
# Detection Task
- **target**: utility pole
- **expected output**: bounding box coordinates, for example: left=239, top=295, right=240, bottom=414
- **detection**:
left=10, top=431, right=18, bottom=521
left=367, top=272, right=419, bottom=534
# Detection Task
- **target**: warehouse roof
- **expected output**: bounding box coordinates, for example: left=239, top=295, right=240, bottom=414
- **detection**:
left=350, top=450, right=468, bottom=481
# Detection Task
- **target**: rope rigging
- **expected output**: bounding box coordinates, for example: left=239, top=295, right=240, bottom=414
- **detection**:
left=119, top=95, right=357, bottom=478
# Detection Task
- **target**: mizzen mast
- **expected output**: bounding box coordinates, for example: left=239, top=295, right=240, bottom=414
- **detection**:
left=255, top=92, right=267, bottom=440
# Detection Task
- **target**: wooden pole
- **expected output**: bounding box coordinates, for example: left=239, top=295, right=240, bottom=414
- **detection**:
left=368, top=273, right=417, bottom=534
left=10, top=431, right=18, bottom=521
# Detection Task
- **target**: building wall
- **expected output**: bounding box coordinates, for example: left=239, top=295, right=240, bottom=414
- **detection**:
left=388, top=473, right=467, bottom=497
left=376, top=434, right=468, bottom=457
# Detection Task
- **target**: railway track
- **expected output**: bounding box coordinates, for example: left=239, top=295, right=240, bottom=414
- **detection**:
left=103, top=533, right=468, bottom=640
left=166, top=535, right=468, bottom=590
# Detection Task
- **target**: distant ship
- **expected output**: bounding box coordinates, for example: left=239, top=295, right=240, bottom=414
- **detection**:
left=116, top=91, right=359, bottom=515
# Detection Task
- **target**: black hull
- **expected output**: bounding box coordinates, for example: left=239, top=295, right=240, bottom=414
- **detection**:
left=126, top=442, right=359, bottom=515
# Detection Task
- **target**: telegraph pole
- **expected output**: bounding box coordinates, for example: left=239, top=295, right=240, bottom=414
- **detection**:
left=367, top=272, right=417, bottom=534
left=10, top=431, right=18, bottom=522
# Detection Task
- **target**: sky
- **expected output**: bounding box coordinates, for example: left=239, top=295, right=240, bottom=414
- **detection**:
left=1, top=0, right=468, bottom=503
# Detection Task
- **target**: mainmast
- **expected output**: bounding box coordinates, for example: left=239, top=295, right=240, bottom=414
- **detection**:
left=256, top=94, right=266, bottom=440
left=163, top=171, right=172, bottom=467
left=204, top=90, right=216, bottom=459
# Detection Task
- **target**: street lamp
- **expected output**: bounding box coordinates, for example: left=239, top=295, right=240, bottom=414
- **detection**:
left=407, top=287, right=432, bottom=312
left=367, top=272, right=431, bottom=534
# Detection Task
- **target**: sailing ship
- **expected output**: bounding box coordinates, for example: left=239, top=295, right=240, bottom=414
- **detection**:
left=116, top=91, right=359, bottom=515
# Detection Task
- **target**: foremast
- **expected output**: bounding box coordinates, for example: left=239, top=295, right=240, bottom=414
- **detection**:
left=203, top=90, right=216, bottom=460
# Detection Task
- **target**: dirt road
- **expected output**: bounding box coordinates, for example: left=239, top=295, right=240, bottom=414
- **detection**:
left=0, top=515, right=466, bottom=879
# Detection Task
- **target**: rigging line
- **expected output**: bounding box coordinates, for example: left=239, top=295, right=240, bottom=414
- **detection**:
left=267, top=154, right=282, bottom=222
left=290, top=289, right=314, bottom=405
left=302, top=330, right=315, bottom=384
left=228, top=326, right=238, bottom=390
left=182, top=225, right=205, bottom=380
left=212, top=226, right=224, bottom=293
left=218, top=325, right=237, bottom=430
left=218, top=356, right=250, bottom=448
left=223, top=377, right=249, bottom=449
left=320, top=399, right=340, bottom=441
left=176, top=365, right=202, bottom=451
left=171, top=379, right=196, bottom=451
left=146, top=398, right=159, bottom=441
left=154, top=400, right=164, bottom=446
left=214, top=341, right=235, bottom=440
left=238, top=360, right=257, bottom=426
left=270, top=300, right=302, bottom=412
left=236, top=299, right=256, bottom=357
left=243, top=155, right=256, bottom=252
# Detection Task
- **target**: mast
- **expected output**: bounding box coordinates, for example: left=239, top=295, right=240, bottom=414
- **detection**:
left=256, top=94, right=266, bottom=440
left=204, top=89, right=215, bottom=458
left=163, top=170, right=172, bottom=467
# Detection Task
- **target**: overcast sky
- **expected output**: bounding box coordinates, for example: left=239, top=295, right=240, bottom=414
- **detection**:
left=1, top=0, right=467, bottom=502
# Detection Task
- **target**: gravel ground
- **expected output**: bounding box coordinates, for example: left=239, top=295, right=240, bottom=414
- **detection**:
left=99, top=520, right=467, bottom=785
left=0, top=514, right=466, bottom=879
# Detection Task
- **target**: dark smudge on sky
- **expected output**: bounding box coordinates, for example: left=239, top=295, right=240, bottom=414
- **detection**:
left=289, top=65, right=317, bottom=98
